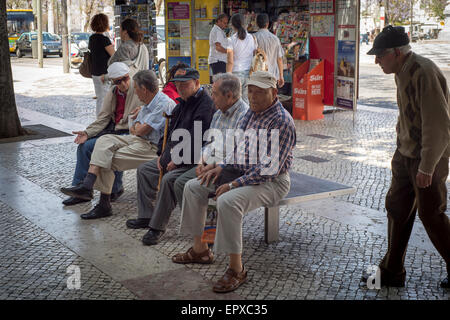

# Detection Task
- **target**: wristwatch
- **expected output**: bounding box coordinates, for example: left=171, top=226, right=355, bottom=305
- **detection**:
left=228, top=182, right=235, bottom=190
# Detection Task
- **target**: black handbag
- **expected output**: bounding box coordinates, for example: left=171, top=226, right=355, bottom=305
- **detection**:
left=79, top=51, right=92, bottom=78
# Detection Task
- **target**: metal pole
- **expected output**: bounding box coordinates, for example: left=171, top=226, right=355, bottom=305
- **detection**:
left=62, top=0, right=70, bottom=73
left=410, top=0, right=414, bottom=40
left=37, top=0, right=43, bottom=68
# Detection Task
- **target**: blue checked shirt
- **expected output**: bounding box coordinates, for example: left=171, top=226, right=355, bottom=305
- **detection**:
left=221, top=99, right=296, bottom=187
left=133, top=91, right=176, bottom=145
left=202, top=98, right=249, bottom=164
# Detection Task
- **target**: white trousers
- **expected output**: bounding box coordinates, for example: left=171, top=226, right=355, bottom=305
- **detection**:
left=92, top=75, right=109, bottom=116
left=179, top=173, right=290, bottom=254
left=90, top=134, right=158, bottom=194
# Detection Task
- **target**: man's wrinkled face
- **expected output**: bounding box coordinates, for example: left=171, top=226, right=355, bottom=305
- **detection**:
left=248, top=85, right=277, bottom=113
left=375, top=48, right=397, bottom=74
left=112, top=74, right=130, bottom=93
left=174, top=79, right=199, bottom=100
left=134, top=82, right=146, bottom=101
left=211, top=80, right=234, bottom=112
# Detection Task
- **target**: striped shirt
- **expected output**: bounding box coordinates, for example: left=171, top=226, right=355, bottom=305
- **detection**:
left=202, top=98, right=249, bottom=164
left=221, top=99, right=297, bottom=186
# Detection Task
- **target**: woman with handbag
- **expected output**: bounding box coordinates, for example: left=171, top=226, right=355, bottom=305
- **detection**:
left=106, top=18, right=150, bottom=78
left=88, top=13, right=115, bottom=116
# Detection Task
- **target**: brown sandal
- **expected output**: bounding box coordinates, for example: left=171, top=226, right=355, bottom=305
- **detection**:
left=172, top=247, right=214, bottom=264
left=213, top=266, right=248, bottom=293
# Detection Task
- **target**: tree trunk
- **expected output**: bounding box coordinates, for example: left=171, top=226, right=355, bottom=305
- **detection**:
left=0, top=1, right=27, bottom=138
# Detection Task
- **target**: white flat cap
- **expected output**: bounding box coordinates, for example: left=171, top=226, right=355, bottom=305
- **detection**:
left=107, top=62, right=130, bottom=79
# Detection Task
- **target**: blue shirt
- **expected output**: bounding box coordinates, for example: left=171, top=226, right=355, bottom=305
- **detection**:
left=133, top=92, right=176, bottom=144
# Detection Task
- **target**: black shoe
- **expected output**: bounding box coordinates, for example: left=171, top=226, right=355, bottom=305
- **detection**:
left=80, top=204, right=112, bottom=220
left=111, top=188, right=124, bottom=202
left=142, top=228, right=165, bottom=246
left=62, top=196, right=91, bottom=206
left=126, top=218, right=150, bottom=229
left=441, top=276, right=450, bottom=289
left=360, top=270, right=405, bottom=288
left=60, top=185, right=93, bottom=201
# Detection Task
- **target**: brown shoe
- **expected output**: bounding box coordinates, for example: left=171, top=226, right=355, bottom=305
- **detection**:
left=213, top=266, right=247, bottom=293
left=172, top=247, right=214, bottom=264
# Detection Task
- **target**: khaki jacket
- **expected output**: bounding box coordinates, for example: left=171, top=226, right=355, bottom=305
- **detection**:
left=85, top=80, right=143, bottom=138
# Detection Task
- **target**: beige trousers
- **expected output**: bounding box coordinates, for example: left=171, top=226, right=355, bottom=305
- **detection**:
left=179, top=173, right=290, bottom=254
left=90, top=134, right=158, bottom=194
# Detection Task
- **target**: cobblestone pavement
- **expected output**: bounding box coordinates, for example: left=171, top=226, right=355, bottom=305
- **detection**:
left=1, top=56, right=449, bottom=300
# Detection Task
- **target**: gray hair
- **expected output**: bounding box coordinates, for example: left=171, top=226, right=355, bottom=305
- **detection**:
left=212, top=73, right=241, bottom=99
left=385, top=44, right=412, bottom=55
left=133, top=70, right=159, bottom=93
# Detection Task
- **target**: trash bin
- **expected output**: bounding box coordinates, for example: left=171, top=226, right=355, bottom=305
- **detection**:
left=292, top=59, right=324, bottom=121
left=31, top=39, right=38, bottom=59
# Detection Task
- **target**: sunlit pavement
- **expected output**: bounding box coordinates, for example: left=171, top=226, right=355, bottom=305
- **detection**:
left=1, top=52, right=448, bottom=300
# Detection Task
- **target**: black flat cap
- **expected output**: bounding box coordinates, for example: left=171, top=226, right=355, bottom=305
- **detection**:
left=367, top=25, right=410, bottom=55
left=169, top=68, right=200, bottom=82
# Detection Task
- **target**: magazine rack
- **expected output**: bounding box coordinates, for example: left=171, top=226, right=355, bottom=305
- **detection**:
left=292, top=59, right=324, bottom=121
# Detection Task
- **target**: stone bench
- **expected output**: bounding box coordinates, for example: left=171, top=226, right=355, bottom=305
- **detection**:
left=264, top=171, right=356, bottom=243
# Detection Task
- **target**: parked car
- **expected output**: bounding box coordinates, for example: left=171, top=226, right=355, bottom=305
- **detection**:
left=15, top=32, right=62, bottom=58
left=70, top=32, right=91, bottom=46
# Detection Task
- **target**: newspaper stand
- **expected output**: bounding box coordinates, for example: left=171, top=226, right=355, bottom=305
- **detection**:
left=292, top=60, right=325, bottom=120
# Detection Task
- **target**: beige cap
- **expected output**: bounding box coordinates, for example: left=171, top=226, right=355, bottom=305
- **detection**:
left=247, top=71, right=277, bottom=89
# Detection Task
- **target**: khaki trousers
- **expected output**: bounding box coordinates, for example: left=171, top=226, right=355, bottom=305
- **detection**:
left=380, top=149, right=450, bottom=278
left=90, top=134, right=158, bottom=194
left=179, top=173, right=290, bottom=254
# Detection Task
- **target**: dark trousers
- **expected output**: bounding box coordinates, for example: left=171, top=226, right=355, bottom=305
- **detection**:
left=380, top=149, right=450, bottom=278
left=209, top=61, right=227, bottom=83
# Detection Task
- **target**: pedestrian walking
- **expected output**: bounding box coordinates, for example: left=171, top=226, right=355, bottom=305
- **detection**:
left=89, top=13, right=115, bottom=116
left=226, top=13, right=257, bottom=104
left=364, top=25, right=450, bottom=288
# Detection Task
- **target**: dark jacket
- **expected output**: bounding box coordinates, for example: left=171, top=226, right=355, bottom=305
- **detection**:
left=158, top=88, right=215, bottom=169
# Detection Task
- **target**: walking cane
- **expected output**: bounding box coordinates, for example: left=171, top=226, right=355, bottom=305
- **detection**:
left=157, top=112, right=171, bottom=191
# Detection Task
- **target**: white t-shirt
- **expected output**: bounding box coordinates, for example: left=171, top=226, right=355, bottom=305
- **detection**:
left=227, top=32, right=257, bottom=72
left=208, top=25, right=228, bottom=64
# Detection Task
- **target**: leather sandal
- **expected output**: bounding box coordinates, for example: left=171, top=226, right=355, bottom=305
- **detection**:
left=213, top=266, right=248, bottom=293
left=172, top=247, right=214, bottom=264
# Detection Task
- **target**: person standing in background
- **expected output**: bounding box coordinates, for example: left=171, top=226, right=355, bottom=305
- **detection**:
left=226, top=13, right=257, bottom=104
left=89, top=13, right=115, bottom=116
left=208, top=13, right=229, bottom=83
left=253, top=13, right=284, bottom=88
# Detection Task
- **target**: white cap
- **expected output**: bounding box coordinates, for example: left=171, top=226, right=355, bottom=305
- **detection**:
left=107, top=62, right=130, bottom=79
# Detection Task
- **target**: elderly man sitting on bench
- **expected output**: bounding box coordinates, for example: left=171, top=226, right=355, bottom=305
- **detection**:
left=61, top=69, right=176, bottom=219
left=172, top=71, right=297, bottom=293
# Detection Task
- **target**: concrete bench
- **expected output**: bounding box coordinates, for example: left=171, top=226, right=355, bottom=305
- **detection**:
left=264, top=171, right=356, bottom=243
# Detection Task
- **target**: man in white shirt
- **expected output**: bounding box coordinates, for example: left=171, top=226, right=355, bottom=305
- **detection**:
left=253, top=13, right=285, bottom=88
left=208, top=13, right=229, bottom=83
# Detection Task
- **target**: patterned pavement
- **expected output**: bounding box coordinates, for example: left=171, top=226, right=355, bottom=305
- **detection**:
left=1, top=52, right=449, bottom=300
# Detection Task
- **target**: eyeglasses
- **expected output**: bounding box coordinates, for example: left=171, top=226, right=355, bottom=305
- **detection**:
left=112, top=75, right=129, bottom=85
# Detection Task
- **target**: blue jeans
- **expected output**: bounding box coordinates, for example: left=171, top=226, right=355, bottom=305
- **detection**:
left=232, top=70, right=249, bottom=105
left=72, top=136, right=123, bottom=193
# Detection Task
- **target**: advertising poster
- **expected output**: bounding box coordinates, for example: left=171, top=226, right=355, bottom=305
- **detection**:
left=336, top=79, right=354, bottom=109
left=311, top=15, right=334, bottom=37
left=167, top=2, right=190, bottom=19
left=168, top=56, right=191, bottom=69
left=337, top=40, right=355, bottom=78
